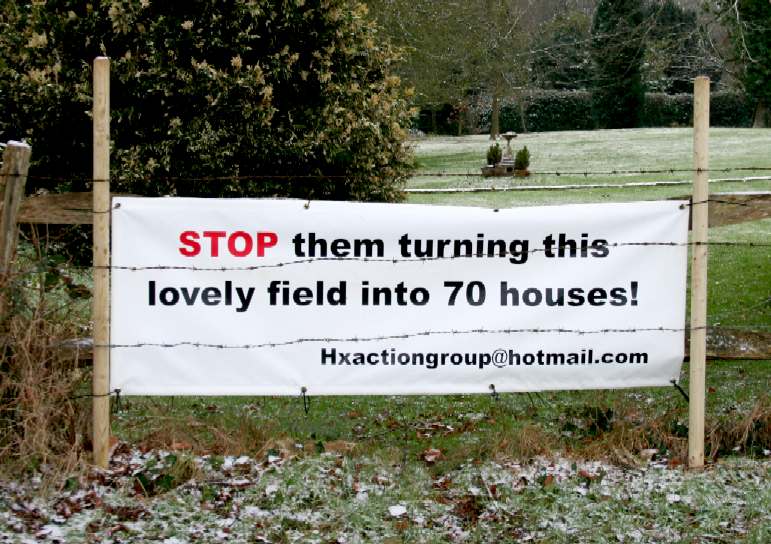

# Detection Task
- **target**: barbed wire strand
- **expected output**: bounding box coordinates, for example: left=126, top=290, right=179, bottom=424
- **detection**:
left=688, top=197, right=767, bottom=207
left=3, top=240, right=768, bottom=279
left=20, top=165, right=771, bottom=185
left=102, top=243, right=771, bottom=271
left=95, top=324, right=770, bottom=351
left=406, top=179, right=771, bottom=194
left=63, top=193, right=771, bottom=215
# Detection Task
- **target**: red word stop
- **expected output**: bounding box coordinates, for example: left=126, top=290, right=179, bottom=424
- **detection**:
left=179, top=230, right=278, bottom=257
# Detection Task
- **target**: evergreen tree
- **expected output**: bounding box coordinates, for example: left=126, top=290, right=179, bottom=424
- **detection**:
left=732, top=0, right=771, bottom=127
left=590, top=0, right=647, bottom=128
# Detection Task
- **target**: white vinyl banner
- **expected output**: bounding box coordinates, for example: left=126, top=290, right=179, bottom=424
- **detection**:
left=110, top=198, right=689, bottom=396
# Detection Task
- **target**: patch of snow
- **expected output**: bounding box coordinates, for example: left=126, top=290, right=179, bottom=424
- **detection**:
left=388, top=504, right=407, bottom=517
left=221, top=456, right=236, bottom=471
left=234, top=455, right=251, bottom=465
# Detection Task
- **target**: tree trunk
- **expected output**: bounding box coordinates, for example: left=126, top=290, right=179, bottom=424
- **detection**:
left=753, top=101, right=769, bottom=128
left=517, top=91, right=528, bottom=133
left=490, top=93, right=500, bottom=140
left=457, top=105, right=464, bottom=136
left=431, top=108, right=438, bottom=134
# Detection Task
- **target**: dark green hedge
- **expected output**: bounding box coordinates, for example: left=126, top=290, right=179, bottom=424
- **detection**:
left=640, top=93, right=692, bottom=127
left=642, top=92, right=755, bottom=127
left=422, top=90, right=754, bottom=134
left=473, top=91, right=595, bottom=133
left=710, top=92, right=756, bottom=127
left=521, top=91, right=594, bottom=132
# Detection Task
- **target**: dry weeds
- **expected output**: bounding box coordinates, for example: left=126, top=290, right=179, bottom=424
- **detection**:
left=574, top=397, right=770, bottom=466
left=494, top=424, right=556, bottom=461
left=0, top=274, right=90, bottom=486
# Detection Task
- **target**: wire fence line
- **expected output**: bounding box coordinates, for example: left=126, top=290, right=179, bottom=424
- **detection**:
left=2, top=240, right=768, bottom=279
left=35, top=194, right=771, bottom=216
left=687, top=197, right=769, bottom=207
left=17, top=165, right=771, bottom=185
left=406, top=179, right=771, bottom=194
left=68, top=324, right=769, bottom=352
left=44, top=324, right=769, bottom=352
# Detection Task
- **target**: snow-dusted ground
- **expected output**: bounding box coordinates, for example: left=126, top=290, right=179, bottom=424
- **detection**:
left=407, top=129, right=771, bottom=211
left=411, top=129, right=771, bottom=172
left=408, top=129, right=771, bottom=192
left=2, top=447, right=769, bottom=543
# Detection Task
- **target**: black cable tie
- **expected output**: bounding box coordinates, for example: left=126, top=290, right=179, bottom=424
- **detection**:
left=301, top=386, right=310, bottom=415
left=671, top=380, right=689, bottom=403
left=489, top=384, right=499, bottom=402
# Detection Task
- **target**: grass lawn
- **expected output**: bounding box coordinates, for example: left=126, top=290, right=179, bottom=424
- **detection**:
left=705, top=219, right=770, bottom=330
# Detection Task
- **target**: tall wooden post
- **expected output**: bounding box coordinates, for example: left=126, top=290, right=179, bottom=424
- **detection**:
left=0, top=141, right=32, bottom=320
left=689, top=76, right=709, bottom=469
left=92, top=57, right=111, bottom=468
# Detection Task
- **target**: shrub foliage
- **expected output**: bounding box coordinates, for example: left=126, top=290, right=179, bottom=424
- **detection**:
left=486, top=143, right=502, bottom=166
left=0, top=0, right=414, bottom=202
left=514, top=146, right=530, bottom=171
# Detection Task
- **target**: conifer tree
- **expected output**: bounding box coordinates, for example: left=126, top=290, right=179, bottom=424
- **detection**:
left=590, top=0, right=647, bottom=128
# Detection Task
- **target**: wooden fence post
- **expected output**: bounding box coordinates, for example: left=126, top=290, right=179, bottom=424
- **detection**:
left=0, top=141, right=32, bottom=319
left=689, top=76, right=709, bottom=469
left=92, top=57, right=111, bottom=468
left=0, top=142, right=32, bottom=271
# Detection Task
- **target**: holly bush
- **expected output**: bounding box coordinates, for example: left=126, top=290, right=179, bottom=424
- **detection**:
left=0, top=0, right=414, bottom=201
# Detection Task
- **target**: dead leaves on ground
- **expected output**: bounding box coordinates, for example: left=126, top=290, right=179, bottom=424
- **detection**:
left=420, top=448, right=443, bottom=465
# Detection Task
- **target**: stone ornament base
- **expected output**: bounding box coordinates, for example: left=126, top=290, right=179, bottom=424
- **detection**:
left=481, top=164, right=529, bottom=177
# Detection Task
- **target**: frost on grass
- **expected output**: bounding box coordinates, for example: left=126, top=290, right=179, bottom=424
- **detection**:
left=1, top=446, right=769, bottom=543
